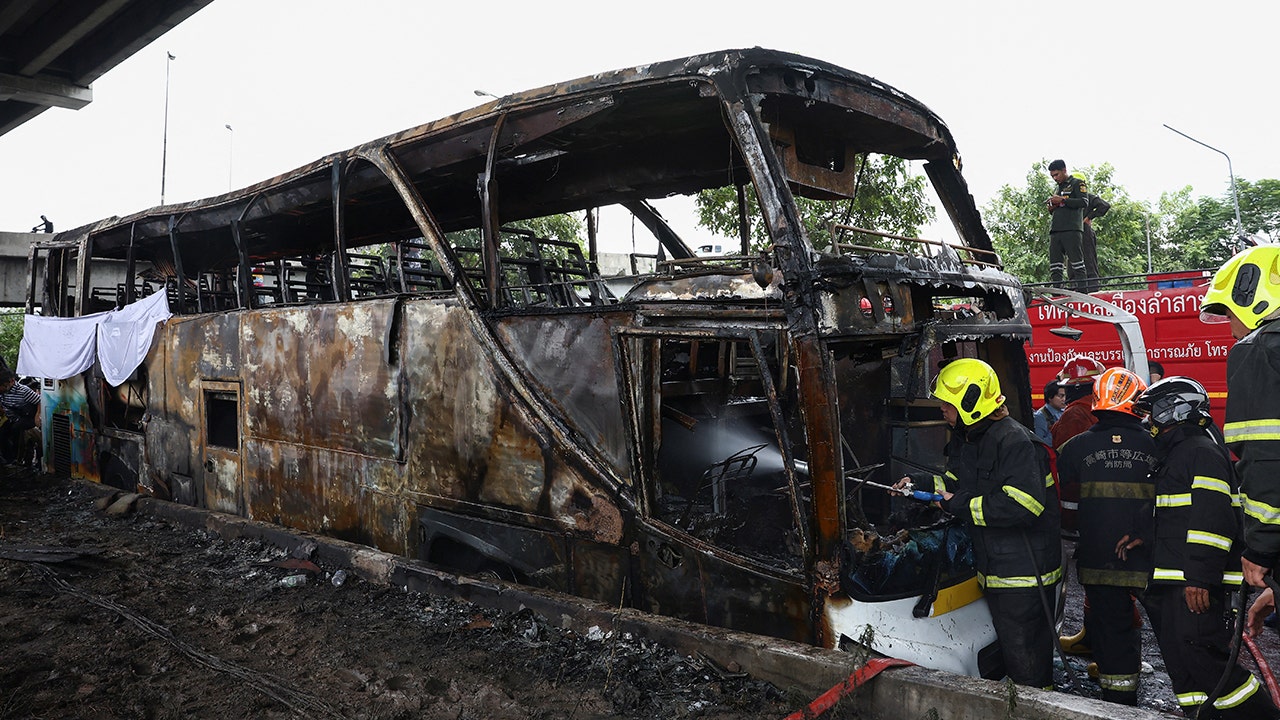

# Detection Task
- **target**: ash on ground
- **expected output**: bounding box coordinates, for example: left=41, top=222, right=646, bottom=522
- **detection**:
left=5, top=471, right=1278, bottom=719
left=0, top=473, right=793, bottom=719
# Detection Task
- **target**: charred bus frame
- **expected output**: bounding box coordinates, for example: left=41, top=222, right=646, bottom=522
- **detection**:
left=26, top=49, right=1035, bottom=677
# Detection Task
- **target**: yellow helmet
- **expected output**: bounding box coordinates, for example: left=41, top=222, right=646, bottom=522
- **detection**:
left=933, top=358, right=1005, bottom=425
left=1201, top=245, right=1280, bottom=330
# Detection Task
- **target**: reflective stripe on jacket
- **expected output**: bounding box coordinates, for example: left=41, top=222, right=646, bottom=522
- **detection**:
left=1225, top=321, right=1280, bottom=565
left=1149, top=424, right=1243, bottom=589
left=1055, top=412, right=1156, bottom=588
left=940, top=415, right=1062, bottom=592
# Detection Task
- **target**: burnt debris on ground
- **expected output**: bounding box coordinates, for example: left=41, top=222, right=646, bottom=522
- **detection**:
left=5, top=470, right=1278, bottom=719
left=0, top=472, right=797, bottom=720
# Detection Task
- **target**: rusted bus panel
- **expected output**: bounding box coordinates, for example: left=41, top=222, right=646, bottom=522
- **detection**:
left=141, top=319, right=200, bottom=492
left=143, top=414, right=194, bottom=491
left=545, top=464, right=624, bottom=544
left=400, top=300, right=626, bottom=544
left=418, top=505, right=628, bottom=601
left=400, top=301, right=529, bottom=498
left=242, top=439, right=401, bottom=550
left=491, top=311, right=633, bottom=477
left=241, top=301, right=401, bottom=458
left=149, top=315, right=243, bottom=508
left=358, top=459, right=416, bottom=553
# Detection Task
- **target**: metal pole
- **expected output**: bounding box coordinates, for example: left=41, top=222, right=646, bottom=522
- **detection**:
left=1145, top=214, right=1152, bottom=274
left=1163, top=124, right=1246, bottom=249
left=161, top=51, right=175, bottom=205
left=225, top=124, right=234, bottom=191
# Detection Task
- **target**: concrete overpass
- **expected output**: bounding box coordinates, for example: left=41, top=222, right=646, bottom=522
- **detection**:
left=1, top=0, right=213, bottom=138
left=0, top=231, right=134, bottom=309
left=0, top=231, right=38, bottom=307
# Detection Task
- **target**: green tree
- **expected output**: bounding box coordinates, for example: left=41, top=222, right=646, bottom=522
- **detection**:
left=445, top=213, right=585, bottom=266
left=693, top=155, right=934, bottom=252
left=1160, top=178, right=1280, bottom=271
left=1147, top=186, right=1226, bottom=271
left=982, top=163, right=1056, bottom=281
left=0, top=309, right=21, bottom=369
left=1239, top=178, right=1280, bottom=243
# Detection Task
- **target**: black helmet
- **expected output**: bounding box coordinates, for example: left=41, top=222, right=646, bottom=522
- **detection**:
left=1133, top=376, right=1212, bottom=431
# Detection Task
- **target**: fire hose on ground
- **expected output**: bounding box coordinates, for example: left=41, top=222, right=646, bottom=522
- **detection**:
left=782, top=657, right=915, bottom=720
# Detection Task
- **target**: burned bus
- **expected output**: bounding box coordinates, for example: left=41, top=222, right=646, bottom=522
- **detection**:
left=24, top=49, right=1037, bottom=678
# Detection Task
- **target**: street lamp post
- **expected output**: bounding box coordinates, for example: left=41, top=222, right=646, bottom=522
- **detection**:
left=1163, top=123, right=1246, bottom=249
left=225, top=124, right=234, bottom=191
left=1145, top=214, right=1152, bottom=274
left=161, top=51, right=176, bottom=205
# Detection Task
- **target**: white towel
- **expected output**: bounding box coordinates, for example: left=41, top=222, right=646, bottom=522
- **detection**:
left=16, top=311, right=107, bottom=380
left=97, top=291, right=172, bottom=386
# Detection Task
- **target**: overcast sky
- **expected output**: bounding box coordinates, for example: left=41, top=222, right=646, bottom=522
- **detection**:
left=1, top=1, right=1275, bottom=253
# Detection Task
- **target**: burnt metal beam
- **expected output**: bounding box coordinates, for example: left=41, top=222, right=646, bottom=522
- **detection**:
left=331, top=158, right=351, bottom=301
left=619, top=200, right=694, bottom=260
left=749, top=331, right=809, bottom=558
left=481, top=115, right=507, bottom=309
left=167, top=215, right=186, bottom=313
left=123, top=222, right=137, bottom=305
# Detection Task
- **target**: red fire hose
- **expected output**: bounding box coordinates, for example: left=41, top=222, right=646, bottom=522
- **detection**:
left=1243, top=634, right=1280, bottom=708
left=783, top=657, right=915, bottom=720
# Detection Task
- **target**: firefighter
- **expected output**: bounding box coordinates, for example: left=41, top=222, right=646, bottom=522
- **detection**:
left=1054, top=354, right=1107, bottom=542
left=906, top=358, right=1062, bottom=689
left=1200, top=245, right=1280, bottom=592
left=1055, top=368, right=1156, bottom=705
left=1132, top=377, right=1279, bottom=719
left=1051, top=354, right=1107, bottom=451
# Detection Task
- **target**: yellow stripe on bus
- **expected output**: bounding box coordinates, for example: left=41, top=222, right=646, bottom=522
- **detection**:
left=930, top=576, right=984, bottom=616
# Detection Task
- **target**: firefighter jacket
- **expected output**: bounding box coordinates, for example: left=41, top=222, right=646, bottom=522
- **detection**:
left=1049, top=175, right=1089, bottom=233
left=937, top=415, right=1063, bottom=592
left=1224, top=319, right=1280, bottom=570
left=1056, top=411, right=1156, bottom=588
left=1053, top=395, right=1096, bottom=532
left=1051, top=396, right=1096, bottom=451
left=1150, top=424, right=1244, bottom=590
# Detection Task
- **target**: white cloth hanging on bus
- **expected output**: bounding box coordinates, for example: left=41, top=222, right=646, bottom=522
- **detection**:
left=16, top=291, right=172, bottom=385
left=97, top=291, right=172, bottom=387
left=16, top=311, right=107, bottom=380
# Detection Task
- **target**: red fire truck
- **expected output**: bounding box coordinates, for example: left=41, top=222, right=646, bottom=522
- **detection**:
left=1026, top=271, right=1235, bottom=427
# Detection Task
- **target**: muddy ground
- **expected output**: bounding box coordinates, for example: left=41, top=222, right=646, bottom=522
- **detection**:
left=2, top=469, right=1278, bottom=719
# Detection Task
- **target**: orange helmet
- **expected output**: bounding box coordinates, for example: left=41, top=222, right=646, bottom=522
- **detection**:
left=1060, top=355, right=1105, bottom=385
left=1092, top=367, right=1147, bottom=415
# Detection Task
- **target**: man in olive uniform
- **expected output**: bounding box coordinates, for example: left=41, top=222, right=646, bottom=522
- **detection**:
left=1046, top=159, right=1090, bottom=288
left=1082, top=192, right=1111, bottom=292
